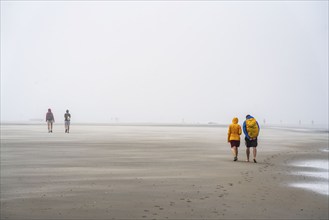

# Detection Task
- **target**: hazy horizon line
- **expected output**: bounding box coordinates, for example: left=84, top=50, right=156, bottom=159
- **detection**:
left=1, top=120, right=328, bottom=130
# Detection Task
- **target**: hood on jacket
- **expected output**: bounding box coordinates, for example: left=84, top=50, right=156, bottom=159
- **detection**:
left=232, top=117, right=239, bottom=124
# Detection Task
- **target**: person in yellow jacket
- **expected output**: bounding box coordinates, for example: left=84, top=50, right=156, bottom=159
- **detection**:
left=227, top=117, right=242, bottom=161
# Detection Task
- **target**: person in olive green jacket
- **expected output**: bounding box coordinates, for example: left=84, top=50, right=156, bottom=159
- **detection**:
left=228, top=117, right=242, bottom=161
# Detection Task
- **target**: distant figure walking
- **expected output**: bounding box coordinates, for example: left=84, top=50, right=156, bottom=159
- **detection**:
left=243, top=115, right=260, bottom=163
left=46, top=108, right=55, bottom=133
left=64, top=110, right=71, bottom=133
left=228, top=117, right=242, bottom=161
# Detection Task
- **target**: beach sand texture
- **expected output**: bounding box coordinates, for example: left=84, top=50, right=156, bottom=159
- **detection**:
left=1, top=124, right=328, bottom=219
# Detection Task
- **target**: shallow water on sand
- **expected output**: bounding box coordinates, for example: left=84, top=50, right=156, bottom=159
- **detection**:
left=289, top=156, right=329, bottom=195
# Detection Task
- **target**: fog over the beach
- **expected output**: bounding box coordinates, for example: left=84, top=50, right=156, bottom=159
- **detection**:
left=1, top=1, right=328, bottom=126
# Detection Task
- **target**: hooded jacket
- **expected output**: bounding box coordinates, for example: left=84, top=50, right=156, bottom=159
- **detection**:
left=46, top=110, right=54, bottom=121
left=243, top=115, right=260, bottom=140
left=228, top=117, right=242, bottom=142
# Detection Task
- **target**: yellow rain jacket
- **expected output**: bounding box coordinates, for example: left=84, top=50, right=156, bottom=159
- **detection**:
left=228, top=117, right=242, bottom=142
left=243, top=116, right=260, bottom=139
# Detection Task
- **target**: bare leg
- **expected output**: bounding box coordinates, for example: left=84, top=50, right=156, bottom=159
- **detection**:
left=253, top=147, right=257, bottom=163
left=231, top=147, right=236, bottom=157
left=231, top=146, right=238, bottom=161
left=246, top=147, right=250, bottom=162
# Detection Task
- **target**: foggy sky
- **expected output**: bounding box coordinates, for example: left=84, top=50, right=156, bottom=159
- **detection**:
left=1, top=1, right=328, bottom=126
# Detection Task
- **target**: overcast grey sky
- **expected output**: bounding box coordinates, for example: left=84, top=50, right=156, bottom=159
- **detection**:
left=1, top=1, right=328, bottom=126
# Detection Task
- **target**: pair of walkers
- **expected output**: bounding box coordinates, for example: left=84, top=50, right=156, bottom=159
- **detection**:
left=46, top=109, right=71, bottom=133
left=227, top=115, right=260, bottom=163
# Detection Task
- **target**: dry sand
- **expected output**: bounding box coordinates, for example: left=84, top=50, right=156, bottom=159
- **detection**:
left=1, top=124, right=328, bottom=219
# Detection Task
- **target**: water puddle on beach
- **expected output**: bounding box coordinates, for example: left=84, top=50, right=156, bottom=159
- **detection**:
left=289, top=157, right=329, bottom=196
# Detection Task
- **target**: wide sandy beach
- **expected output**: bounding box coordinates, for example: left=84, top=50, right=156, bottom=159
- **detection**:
left=1, top=124, right=328, bottom=219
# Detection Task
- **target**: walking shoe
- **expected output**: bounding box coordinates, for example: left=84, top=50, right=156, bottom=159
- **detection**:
left=253, top=159, right=257, bottom=163
left=234, top=157, right=237, bottom=161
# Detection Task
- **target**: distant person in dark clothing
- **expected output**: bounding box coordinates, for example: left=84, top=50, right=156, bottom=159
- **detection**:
left=46, top=108, right=55, bottom=133
left=64, top=110, right=71, bottom=133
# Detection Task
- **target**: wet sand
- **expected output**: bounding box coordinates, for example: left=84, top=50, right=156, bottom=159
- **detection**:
left=1, top=124, right=328, bottom=219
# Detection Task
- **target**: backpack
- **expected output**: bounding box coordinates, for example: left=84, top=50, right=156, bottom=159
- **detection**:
left=246, top=118, right=259, bottom=139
